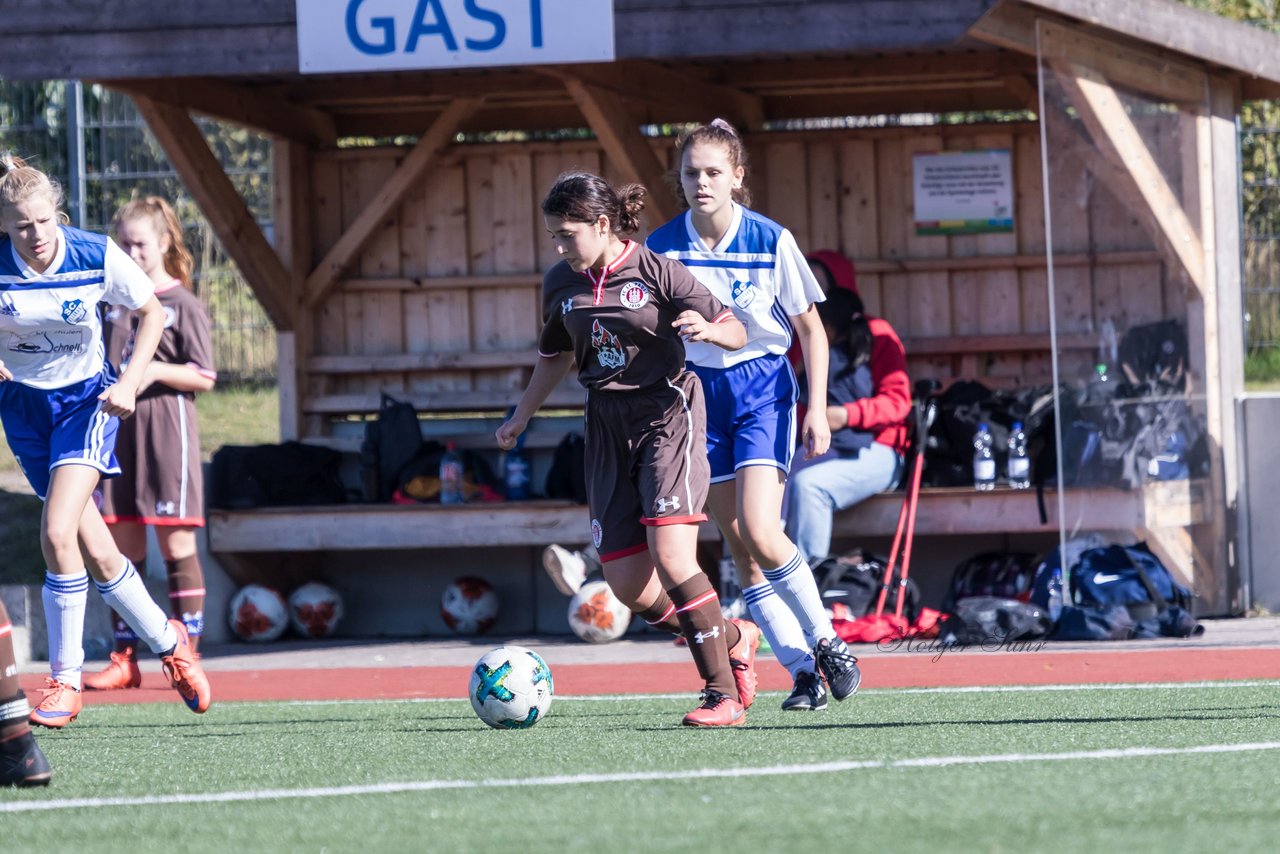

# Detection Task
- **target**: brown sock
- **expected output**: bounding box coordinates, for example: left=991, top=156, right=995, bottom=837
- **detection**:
left=109, top=610, right=138, bottom=657
left=1, top=610, right=32, bottom=743
left=165, top=555, right=206, bottom=650
left=668, top=575, right=735, bottom=697
left=638, top=591, right=742, bottom=649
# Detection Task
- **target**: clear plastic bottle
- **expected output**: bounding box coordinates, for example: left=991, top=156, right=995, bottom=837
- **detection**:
left=1087, top=362, right=1111, bottom=404
left=1047, top=566, right=1064, bottom=622
left=439, top=441, right=465, bottom=505
left=1007, top=420, right=1030, bottom=489
left=972, top=421, right=996, bottom=491
left=503, top=433, right=530, bottom=500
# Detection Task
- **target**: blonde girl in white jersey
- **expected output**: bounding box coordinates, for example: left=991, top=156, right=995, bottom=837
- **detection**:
left=646, top=120, right=861, bottom=711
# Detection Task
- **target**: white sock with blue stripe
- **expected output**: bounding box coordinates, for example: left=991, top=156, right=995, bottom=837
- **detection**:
left=95, top=558, right=177, bottom=655
left=761, top=549, right=837, bottom=647
left=43, top=570, right=89, bottom=689
left=743, top=581, right=815, bottom=679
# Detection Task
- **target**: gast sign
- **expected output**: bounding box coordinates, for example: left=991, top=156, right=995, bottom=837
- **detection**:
left=296, top=0, right=616, bottom=73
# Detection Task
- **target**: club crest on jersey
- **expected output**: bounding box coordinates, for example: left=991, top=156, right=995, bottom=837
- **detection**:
left=0, top=294, right=18, bottom=317
left=591, top=518, right=603, bottom=549
left=61, top=299, right=88, bottom=324
left=731, top=279, right=756, bottom=309
left=590, top=319, right=626, bottom=370
left=561, top=297, right=574, bottom=316
left=619, top=281, right=649, bottom=310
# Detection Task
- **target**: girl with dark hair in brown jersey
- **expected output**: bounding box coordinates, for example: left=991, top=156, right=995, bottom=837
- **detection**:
left=497, top=171, right=762, bottom=727
left=85, top=196, right=217, bottom=691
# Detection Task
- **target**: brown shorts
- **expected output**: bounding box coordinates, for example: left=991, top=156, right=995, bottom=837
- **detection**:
left=100, top=393, right=205, bottom=526
left=585, top=370, right=709, bottom=562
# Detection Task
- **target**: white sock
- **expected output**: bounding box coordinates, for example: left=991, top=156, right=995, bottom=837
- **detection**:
left=42, top=570, right=88, bottom=689
left=743, top=581, right=815, bottom=679
left=95, top=558, right=177, bottom=655
left=761, top=550, right=837, bottom=646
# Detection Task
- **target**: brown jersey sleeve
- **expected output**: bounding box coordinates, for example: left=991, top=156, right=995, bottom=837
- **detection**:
left=537, top=264, right=575, bottom=355
left=176, top=291, right=216, bottom=376
left=653, top=253, right=734, bottom=324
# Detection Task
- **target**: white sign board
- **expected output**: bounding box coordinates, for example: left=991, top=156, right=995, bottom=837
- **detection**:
left=297, top=0, right=615, bottom=74
left=913, top=150, right=1014, bottom=235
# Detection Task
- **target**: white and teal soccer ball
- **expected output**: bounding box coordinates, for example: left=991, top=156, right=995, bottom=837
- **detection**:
left=468, top=645, right=554, bottom=730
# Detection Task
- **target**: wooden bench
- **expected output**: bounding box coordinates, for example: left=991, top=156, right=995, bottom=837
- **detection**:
left=208, top=480, right=1208, bottom=589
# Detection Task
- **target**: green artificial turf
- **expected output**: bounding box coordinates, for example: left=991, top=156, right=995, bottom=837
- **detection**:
left=4, top=682, right=1277, bottom=853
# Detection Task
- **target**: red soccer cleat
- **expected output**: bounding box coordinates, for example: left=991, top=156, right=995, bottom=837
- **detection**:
left=727, top=618, right=762, bottom=710
left=161, top=619, right=212, bottom=714
left=28, top=678, right=83, bottom=729
left=83, top=650, right=142, bottom=691
left=682, top=690, right=747, bottom=727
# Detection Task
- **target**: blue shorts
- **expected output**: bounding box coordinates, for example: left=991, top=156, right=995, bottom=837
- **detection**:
left=0, top=372, right=120, bottom=500
left=689, top=353, right=798, bottom=483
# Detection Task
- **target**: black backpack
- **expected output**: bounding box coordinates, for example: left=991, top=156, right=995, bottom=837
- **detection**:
left=814, top=548, right=920, bottom=622
left=360, top=393, right=424, bottom=502
left=545, top=432, right=587, bottom=504
left=942, top=551, right=1039, bottom=613
left=210, top=441, right=348, bottom=509
left=937, top=596, right=1054, bottom=644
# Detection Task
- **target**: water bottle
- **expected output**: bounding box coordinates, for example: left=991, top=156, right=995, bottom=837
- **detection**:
left=439, top=441, right=465, bottom=505
left=1006, top=420, right=1030, bottom=489
left=972, top=422, right=996, bottom=491
left=1047, top=566, right=1064, bottom=622
left=1087, top=363, right=1111, bottom=404
left=503, top=433, right=531, bottom=500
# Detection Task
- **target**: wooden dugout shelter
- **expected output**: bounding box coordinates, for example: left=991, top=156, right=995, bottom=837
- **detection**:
left=3, top=0, right=1277, bottom=618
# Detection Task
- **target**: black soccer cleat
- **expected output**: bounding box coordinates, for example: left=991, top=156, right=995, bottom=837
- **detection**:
left=814, top=637, right=862, bottom=701
left=0, top=731, right=52, bottom=787
left=781, top=669, right=828, bottom=711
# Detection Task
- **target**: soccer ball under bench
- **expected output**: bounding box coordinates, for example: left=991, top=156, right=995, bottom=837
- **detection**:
left=228, top=583, right=289, bottom=642
left=468, top=645, right=554, bottom=730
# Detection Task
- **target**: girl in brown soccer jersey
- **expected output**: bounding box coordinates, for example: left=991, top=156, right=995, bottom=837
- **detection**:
left=497, top=172, right=756, bottom=727
left=85, top=196, right=217, bottom=691
left=0, top=599, right=51, bottom=786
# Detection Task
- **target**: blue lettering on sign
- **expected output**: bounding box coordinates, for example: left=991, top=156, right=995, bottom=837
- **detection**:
left=342, top=0, right=547, bottom=57
left=529, top=0, right=542, bottom=48
left=345, top=0, right=395, bottom=55
left=406, top=0, right=459, bottom=52
left=464, top=0, right=505, bottom=52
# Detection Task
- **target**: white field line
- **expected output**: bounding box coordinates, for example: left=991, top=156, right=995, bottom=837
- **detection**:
left=262, top=678, right=1276, bottom=706
left=4, top=741, right=1278, bottom=814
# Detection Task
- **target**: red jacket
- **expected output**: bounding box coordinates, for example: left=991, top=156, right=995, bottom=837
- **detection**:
left=840, top=316, right=911, bottom=456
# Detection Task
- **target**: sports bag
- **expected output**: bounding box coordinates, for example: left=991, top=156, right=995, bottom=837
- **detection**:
left=1069, top=543, right=1192, bottom=621
left=936, top=596, right=1053, bottom=645
left=210, top=441, right=348, bottom=509
left=815, top=548, right=919, bottom=623
left=545, top=431, right=588, bottom=504
left=360, top=393, right=424, bottom=502
left=942, top=551, right=1038, bottom=612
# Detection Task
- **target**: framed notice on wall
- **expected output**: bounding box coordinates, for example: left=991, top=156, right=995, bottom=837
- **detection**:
left=913, top=150, right=1014, bottom=236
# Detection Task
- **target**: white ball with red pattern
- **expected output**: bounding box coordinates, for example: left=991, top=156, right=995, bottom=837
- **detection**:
left=228, top=584, right=289, bottom=642
left=441, top=576, right=500, bottom=635
left=567, top=578, right=633, bottom=643
left=288, top=581, right=345, bottom=639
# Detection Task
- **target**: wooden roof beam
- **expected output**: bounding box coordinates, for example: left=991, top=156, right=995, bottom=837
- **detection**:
left=109, top=78, right=337, bottom=147
left=304, top=97, right=484, bottom=307
left=1046, top=62, right=1205, bottom=293
left=542, top=61, right=764, bottom=131
left=969, top=3, right=1208, bottom=105
left=129, top=93, right=294, bottom=330
left=560, top=77, right=676, bottom=226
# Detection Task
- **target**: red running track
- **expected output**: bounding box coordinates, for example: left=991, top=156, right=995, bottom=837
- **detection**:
left=21, top=646, right=1280, bottom=706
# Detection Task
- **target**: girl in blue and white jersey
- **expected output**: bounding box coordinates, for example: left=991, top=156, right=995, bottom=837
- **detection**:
left=0, top=153, right=210, bottom=727
left=646, top=120, right=860, bottom=712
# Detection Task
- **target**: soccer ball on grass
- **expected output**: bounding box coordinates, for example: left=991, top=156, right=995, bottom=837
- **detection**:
left=468, top=645, right=554, bottom=729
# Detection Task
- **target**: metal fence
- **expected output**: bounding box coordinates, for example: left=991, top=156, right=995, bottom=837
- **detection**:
left=0, top=80, right=277, bottom=383
left=1242, top=122, right=1280, bottom=355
